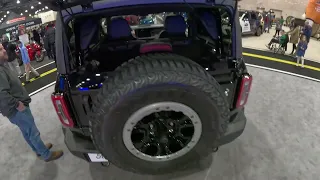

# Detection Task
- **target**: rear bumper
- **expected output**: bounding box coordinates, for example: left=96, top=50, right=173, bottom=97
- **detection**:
left=218, top=108, right=247, bottom=145
left=62, top=127, right=99, bottom=162
left=63, top=109, right=247, bottom=162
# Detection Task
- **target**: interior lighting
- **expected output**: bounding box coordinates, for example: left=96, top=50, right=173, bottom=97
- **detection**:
left=20, top=13, right=23, bottom=16
left=25, top=10, right=28, bottom=12
left=4, top=15, right=6, bottom=17
left=38, top=2, right=41, bottom=4
left=31, top=6, right=34, bottom=9
left=45, top=6, right=48, bottom=9
left=17, top=0, right=20, bottom=4
left=7, top=11, right=9, bottom=14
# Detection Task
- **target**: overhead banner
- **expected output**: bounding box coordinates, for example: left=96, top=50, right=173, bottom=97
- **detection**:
left=6, top=17, right=26, bottom=25
left=0, top=18, right=42, bottom=35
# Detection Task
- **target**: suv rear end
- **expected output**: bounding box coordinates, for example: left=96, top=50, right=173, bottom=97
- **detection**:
left=49, top=0, right=252, bottom=174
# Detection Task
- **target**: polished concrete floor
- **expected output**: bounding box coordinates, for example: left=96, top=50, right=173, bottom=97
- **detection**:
left=0, top=66, right=319, bottom=180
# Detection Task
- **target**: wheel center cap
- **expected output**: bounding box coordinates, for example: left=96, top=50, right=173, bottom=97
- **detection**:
left=160, top=135, right=169, bottom=144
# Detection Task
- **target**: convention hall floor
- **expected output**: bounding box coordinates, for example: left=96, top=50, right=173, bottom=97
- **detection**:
left=0, top=66, right=319, bottom=180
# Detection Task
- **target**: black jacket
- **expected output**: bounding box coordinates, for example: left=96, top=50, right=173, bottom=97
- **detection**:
left=7, top=43, right=17, bottom=62
left=0, top=65, right=31, bottom=118
left=45, top=27, right=55, bottom=44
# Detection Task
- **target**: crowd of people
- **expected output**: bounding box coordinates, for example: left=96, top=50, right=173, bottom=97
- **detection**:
left=265, top=17, right=313, bottom=68
left=0, top=22, right=56, bottom=82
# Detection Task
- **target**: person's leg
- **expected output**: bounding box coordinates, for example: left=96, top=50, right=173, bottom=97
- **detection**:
left=291, top=44, right=296, bottom=54
left=9, top=107, right=52, bottom=159
left=25, top=63, right=31, bottom=82
left=296, top=56, right=300, bottom=66
left=30, top=65, right=40, bottom=77
left=12, top=59, right=22, bottom=76
left=284, top=44, right=287, bottom=51
left=301, top=57, right=304, bottom=68
left=50, top=43, right=56, bottom=60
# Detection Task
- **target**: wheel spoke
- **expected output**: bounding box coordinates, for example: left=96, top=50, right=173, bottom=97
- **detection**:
left=176, top=133, right=191, bottom=141
left=154, top=112, right=161, bottom=118
left=177, top=116, right=189, bottom=124
left=155, top=143, right=162, bottom=156
left=172, top=136, right=185, bottom=148
left=163, top=144, right=172, bottom=155
left=180, top=124, right=194, bottom=129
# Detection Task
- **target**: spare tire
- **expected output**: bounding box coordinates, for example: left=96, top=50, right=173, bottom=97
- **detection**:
left=89, top=53, right=230, bottom=174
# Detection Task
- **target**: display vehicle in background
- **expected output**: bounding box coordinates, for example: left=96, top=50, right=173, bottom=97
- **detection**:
left=239, top=10, right=263, bottom=36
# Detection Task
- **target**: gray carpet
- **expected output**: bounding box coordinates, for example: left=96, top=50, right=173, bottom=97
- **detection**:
left=0, top=67, right=319, bottom=180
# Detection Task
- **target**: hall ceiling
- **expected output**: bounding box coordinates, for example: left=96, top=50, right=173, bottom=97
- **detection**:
left=0, top=0, right=52, bottom=24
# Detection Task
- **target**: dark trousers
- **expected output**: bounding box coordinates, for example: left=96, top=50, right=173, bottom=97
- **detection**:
left=47, top=43, right=56, bottom=61
left=291, top=44, right=297, bottom=54
left=275, top=30, right=280, bottom=36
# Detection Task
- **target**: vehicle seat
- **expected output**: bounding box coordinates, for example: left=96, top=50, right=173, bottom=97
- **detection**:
left=198, top=11, right=222, bottom=54
left=99, top=18, right=144, bottom=71
left=158, top=15, right=187, bottom=38
left=107, top=18, right=135, bottom=41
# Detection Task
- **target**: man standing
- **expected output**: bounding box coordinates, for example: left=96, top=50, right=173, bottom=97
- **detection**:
left=45, top=23, right=56, bottom=61
left=0, top=43, right=63, bottom=162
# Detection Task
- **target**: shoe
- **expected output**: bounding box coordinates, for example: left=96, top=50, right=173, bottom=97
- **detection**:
left=25, top=80, right=30, bottom=84
left=45, top=150, right=64, bottom=162
left=265, top=44, right=270, bottom=49
left=35, top=75, right=40, bottom=78
left=301, top=65, right=304, bottom=68
left=37, top=143, right=53, bottom=157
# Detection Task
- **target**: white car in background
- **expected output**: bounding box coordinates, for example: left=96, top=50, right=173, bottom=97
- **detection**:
left=239, top=10, right=263, bottom=36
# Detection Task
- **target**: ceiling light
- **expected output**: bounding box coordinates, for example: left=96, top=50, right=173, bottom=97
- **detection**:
left=20, top=13, right=23, bottom=16
left=29, top=14, right=31, bottom=16
left=17, top=0, right=20, bottom=4
left=7, top=11, right=9, bottom=14
left=38, top=2, right=41, bottom=4
left=45, top=6, right=48, bottom=9
left=1, top=18, right=3, bottom=20
left=4, top=15, right=6, bottom=17
left=25, top=10, right=28, bottom=12
left=31, top=6, right=34, bottom=9
left=42, top=8, right=44, bottom=10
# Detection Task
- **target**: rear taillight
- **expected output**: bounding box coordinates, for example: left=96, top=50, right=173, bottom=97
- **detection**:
left=51, top=94, right=74, bottom=127
left=236, top=74, right=253, bottom=108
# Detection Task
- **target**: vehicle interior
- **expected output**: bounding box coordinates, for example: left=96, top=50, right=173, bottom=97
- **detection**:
left=59, top=4, right=239, bottom=129
left=64, top=5, right=234, bottom=90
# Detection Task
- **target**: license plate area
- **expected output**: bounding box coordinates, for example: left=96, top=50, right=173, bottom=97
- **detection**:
left=87, top=153, right=108, bottom=162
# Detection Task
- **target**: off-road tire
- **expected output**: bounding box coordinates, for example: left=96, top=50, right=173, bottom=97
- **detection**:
left=89, top=53, right=230, bottom=174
